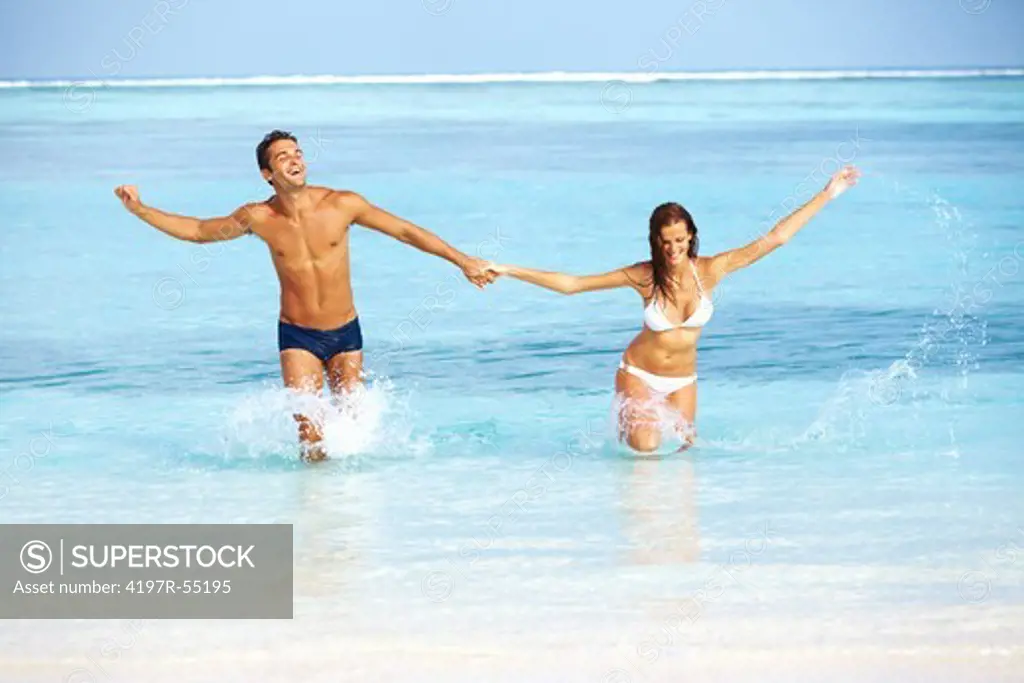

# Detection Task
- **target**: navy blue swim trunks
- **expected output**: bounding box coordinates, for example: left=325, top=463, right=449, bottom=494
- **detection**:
left=278, top=317, right=363, bottom=362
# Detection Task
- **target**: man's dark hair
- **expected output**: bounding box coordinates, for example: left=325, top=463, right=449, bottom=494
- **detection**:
left=256, top=130, right=297, bottom=172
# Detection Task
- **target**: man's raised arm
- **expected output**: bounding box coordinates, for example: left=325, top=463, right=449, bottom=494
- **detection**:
left=339, top=191, right=493, bottom=287
left=114, top=185, right=255, bottom=243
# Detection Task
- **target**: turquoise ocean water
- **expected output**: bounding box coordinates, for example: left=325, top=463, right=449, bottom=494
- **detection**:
left=1, top=74, right=1022, bottom=681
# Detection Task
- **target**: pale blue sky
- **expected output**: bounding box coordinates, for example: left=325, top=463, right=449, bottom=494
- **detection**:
left=1, top=0, right=1022, bottom=79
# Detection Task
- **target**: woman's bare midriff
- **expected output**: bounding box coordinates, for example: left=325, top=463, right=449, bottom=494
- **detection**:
left=621, top=327, right=701, bottom=377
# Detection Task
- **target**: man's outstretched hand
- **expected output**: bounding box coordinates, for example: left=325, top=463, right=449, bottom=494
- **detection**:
left=114, top=185, right=142, bottom=214
left=462, top=257, right=499, bottom=288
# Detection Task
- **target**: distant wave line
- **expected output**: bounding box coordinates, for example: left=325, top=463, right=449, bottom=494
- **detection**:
left=2, top=68, right=1022, bottom=89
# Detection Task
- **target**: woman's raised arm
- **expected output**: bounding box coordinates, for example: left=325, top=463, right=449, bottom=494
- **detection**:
left=709, top=166, right=860, bottom=280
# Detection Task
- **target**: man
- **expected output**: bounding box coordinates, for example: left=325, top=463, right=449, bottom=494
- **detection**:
left=115, top=129, right=494, bottom=462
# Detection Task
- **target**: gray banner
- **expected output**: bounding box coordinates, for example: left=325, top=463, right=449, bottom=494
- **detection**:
left=0, top=524, right=292, bottom=618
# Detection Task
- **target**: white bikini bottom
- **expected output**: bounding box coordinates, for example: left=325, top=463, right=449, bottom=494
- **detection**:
left=618, top=361, right=697, bottom=395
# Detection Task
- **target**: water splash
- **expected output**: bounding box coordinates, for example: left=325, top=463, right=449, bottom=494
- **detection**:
left=214, top=376, right=431, bottom=465
left=866, top=188, right=986, bottom=408
left=797, top=186, right=988, bottom=451
left=609, top=394, right=694, bottom=456
left=706, top=185, right=989, bottom=456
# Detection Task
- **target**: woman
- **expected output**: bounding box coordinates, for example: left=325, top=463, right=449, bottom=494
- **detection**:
left=486, top=166, right=861, bottom=453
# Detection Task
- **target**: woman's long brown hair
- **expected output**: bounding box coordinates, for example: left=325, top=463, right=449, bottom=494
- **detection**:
left=647, top=202, right=699, bottom=305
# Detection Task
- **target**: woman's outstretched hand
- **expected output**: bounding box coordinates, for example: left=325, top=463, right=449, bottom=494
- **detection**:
left=484, top=262, right=510, bottom=277
left=825, top=165, right=861, bottom=199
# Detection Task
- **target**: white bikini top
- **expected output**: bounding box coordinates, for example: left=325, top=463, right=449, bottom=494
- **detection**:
left=643, top=259, right=714, bottom=332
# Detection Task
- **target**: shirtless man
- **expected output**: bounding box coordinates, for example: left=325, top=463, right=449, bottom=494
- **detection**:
left=115, top=129, right=494, bottom=462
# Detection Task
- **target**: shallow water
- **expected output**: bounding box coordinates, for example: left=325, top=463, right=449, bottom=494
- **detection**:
left=1, top=76, right=1022, bottom=682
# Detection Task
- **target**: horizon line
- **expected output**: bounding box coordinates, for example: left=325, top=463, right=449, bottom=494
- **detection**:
left=2, top=67, right=1023, bottom=89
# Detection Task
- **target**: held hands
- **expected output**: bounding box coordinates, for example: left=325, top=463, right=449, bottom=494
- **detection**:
left=114, top=185, right=142, bottom=213
left=824, top=166, right=861, bottom=199
left=461, top=256, right=501, bottom=289
left=461, top=259, right=512, bottom=289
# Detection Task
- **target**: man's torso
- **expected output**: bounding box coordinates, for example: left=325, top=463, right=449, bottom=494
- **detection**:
left=248, top=187, right=358, bottom=330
